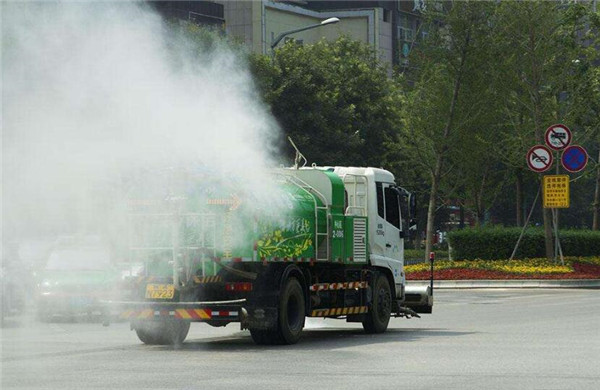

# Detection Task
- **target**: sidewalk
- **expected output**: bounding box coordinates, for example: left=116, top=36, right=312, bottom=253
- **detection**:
left=407, top=279, right=600, bottom=289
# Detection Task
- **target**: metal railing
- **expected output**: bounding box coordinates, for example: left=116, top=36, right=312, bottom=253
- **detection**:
left=277, top=172, right=330, bottom=262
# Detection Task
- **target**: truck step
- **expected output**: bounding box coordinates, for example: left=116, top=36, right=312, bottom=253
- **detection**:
left=310, top=306, right=368, bottom=317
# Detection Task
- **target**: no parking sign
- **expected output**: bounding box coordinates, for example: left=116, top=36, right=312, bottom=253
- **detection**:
left=561, top=145, right=588, bottom=173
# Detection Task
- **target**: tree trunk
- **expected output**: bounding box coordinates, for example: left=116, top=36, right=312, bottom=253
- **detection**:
left=516, top=169, right=524, bottom=227
left=423, top=25, right=471, bottom=261
left=473, top=192, right=483, bottom=227
left=528, top=20, right=554, bottom=261
left=425, top=161, right=441, bottom=261
left=542, top=201, right=555, bottom=259
left=593, top=148, right=600, bottom=230
left=477, top=171, right=487, bottom=226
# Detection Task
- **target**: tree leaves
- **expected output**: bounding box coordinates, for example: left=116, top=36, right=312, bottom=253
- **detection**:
left=249, top=36, right=403, bottom=167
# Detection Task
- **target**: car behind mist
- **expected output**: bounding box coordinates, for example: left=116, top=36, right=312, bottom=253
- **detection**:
left=37, top=246, right=119, bottom=321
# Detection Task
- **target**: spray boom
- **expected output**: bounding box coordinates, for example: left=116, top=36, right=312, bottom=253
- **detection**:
left=288, top=137, right=307, bottom=169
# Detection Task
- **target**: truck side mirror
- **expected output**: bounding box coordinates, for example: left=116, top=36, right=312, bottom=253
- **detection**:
left=408, top=219, right=417, bottom=239
left=409, top=193, right=417, bottom=219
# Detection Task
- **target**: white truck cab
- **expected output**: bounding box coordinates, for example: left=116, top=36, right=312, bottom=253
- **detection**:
left=329, top=167, right=410, bottom=299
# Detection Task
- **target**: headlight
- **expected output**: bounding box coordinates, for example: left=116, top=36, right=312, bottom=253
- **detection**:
left=39, top=280, right=56, bottom=292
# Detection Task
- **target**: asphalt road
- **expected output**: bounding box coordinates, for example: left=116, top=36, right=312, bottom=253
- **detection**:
left=2, top=289, right=599, bottom=389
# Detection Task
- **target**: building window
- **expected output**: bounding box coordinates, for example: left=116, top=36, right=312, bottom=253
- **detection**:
left=399, top=14, right=409, bottom=28
left=398, top=14, right=415, bottom=42
left=383, top=9, right=391, bottom=23
left=398, top=27, right=415, bottom=42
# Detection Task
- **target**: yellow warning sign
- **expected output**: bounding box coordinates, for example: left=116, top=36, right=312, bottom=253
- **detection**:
left=543, top=175, right=570, bottom=208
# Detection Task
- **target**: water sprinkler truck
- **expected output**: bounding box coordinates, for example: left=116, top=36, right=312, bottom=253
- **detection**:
left=110, top=150, right=434, bottom=345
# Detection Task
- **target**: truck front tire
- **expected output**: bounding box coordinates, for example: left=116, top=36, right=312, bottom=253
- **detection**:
left=363, top=274, right=392, bottom=334
left=250, top=277, right=305, bottom=345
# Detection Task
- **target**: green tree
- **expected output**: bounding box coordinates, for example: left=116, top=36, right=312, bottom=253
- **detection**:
left=494, top=0, right=598, bottom=257
left=562, top=7, right=600, bottom=229
left=402, top=0, right=496, bottom=258
left=249, top=37, right=404, bottom=167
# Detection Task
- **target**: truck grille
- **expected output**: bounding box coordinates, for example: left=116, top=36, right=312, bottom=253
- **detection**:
left=353, top=218, right=367, bottom=263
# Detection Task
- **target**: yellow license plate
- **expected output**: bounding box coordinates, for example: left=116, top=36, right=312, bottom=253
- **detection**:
left=145, top=284, right=175, bottom=299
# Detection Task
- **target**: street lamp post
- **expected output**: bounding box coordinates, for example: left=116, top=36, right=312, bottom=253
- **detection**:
left=270, top=17, right=340, bottom=52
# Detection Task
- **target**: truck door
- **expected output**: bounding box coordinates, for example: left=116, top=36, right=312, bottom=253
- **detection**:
left=372, top=182, right=406, bottom=298
left=383, top=184, right=403, bottom=262
left=374, top=182, right=403, bottom=262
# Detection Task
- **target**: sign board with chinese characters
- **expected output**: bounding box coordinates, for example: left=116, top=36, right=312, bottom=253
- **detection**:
left=543, top=175, right=570, bottom=208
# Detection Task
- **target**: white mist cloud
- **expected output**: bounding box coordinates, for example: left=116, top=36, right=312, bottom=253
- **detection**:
left=2, top=2, right=283, bottom=244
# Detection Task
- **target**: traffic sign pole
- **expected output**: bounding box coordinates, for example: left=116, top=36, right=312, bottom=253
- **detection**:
left=524, top=124, right=586, bottom=264
left=541, top=173, right=563, bottom=264
left=555, top=151, right=559, bottom=264
left=553, top=151, right=565, bottom=265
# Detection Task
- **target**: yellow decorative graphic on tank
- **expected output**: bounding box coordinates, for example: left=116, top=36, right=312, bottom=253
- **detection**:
left=256, top=218, right=313, bottom=258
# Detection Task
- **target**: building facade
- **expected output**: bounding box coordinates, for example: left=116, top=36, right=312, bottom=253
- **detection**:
left=151, top=1, right=425, bottom=69
left=222, top=1, right=393, bottom=64
left=151, top=1, right=225, bottom=28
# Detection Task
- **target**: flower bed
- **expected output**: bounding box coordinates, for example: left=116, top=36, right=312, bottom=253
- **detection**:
left=404, top=257, right=600, bottom=280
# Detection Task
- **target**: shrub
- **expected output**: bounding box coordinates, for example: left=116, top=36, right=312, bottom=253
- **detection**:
left=559, top=230, right=600, bottom=257
left=447, top=227, right=600, bottom=260
left=404, top=249, right=449, bottom=261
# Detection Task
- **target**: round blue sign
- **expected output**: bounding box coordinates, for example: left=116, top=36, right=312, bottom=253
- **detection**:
left=561, top=145, right=588, bottom=173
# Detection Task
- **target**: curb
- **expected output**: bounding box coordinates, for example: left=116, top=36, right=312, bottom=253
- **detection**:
left=407, top=279, right=600, bottom=289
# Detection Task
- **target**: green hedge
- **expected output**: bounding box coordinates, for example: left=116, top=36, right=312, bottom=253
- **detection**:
left=405, top=249, right=449, bottom=261
left=447, top=227, right=600, bottom=260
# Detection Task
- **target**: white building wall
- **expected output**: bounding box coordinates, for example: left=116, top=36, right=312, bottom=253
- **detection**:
left=378, top=9, right=394, bottom=68
left=222, top=0, right=254, bottom=46
left=219, top=0, right=394, bottom=69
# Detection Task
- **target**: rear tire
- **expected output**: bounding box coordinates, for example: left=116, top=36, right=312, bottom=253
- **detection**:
left=250, top=277, right=305, bottom=345
left=134, top=320, right=190, bottom=345
left=249, top=329, right=274, bottom=345
left=363, top=273, right=392, bottom=334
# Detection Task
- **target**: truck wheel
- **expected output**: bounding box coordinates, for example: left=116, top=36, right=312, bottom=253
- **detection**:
left=134, top=320, right=190, bottom=345
left=278, top=277, right=305, bottom=344
left=249, top=329, right=273, bottom=345
left=363, top=274, right=392, bottom=334
left=250, top=277, right=305, bottom=345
